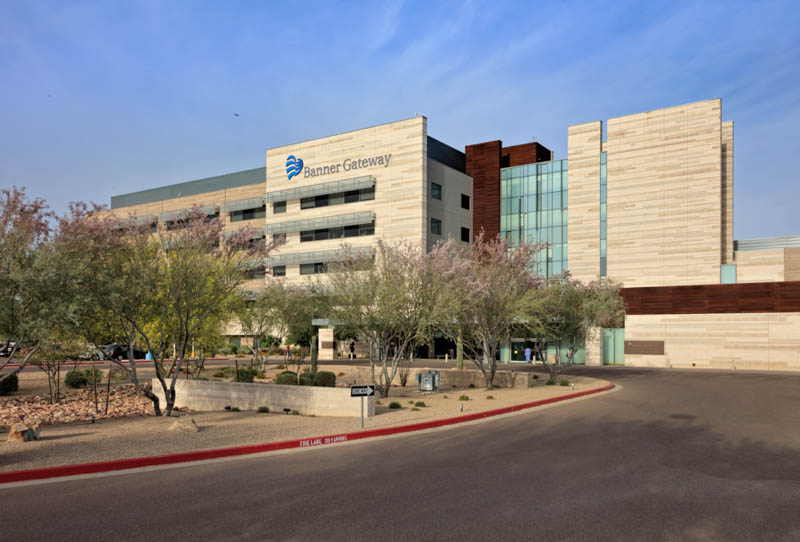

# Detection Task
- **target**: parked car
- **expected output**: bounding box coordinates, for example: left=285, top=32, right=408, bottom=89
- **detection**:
left=0, top=340, right=18, bottom=357
left=103, top=344, right=147, bottom=361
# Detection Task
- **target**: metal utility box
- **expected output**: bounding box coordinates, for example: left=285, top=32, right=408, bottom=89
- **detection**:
left=416, top=370, right=441, bottom=392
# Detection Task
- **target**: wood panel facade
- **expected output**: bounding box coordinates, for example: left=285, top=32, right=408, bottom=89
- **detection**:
left=622, top=281, right=800, bottom=315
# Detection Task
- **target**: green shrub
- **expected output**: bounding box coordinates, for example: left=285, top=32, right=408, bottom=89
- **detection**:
left=486, top=395, right=494, bottom=400
left=275, top=371, right=298, bottom=385
left=442, top=395, right=448, bottom=399
left=291, top=409, right=299, bottom=415
left=389, top=401, right=401, bottom=409
left=229, top=345, right=239, bottom=355
left=84, top=368, right=104, bottom=383
left=411, top=407, right=420, bottom=411
left=337, top=372, right=345, bottom=376
left=493, top=383, right=501, bottom=389
left=414, top=401, right=426, bottom=407
left=299, top=371, right=315, bottom=386
left=213, top=366, right=234, bottom=378
left=408, top=400, right=414, bottom=404
left=230, top=407, right=241, bottom=412
left=559, top=380, right=570, bottom=386
left=236, top=367, right=260, bottom=383
left=65, top=370, right=88, bottom=388
left=458, top=395, right=470, bottom=401
left=195, top=376, right=209, bottom=381
left=533, top=374, right=539, bottom=380
left=0, top=373, right=19, bottom=395
left=545, top=379, right=556, bottom=386
left=375, top=400, right=382, bottom=405
left=257, top=406, right=269, bottom=413
left=313, top=371, right=336, bottom=387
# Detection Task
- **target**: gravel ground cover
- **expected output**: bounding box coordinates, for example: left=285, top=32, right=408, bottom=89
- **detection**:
left=0, top=372, right=608, bottom=473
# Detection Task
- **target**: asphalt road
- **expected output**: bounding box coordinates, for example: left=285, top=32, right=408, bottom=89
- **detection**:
left=3, top=367, right=800, bottom=541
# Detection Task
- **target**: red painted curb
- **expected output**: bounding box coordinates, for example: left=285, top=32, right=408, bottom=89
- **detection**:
left=0, top=383, right=614, bottom=484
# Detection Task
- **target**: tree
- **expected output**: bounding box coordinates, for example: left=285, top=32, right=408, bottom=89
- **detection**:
left=326, top=241, right=452, bottom=397
left=63, top=206, right=277, bottom=416
left=524, top=276, right=625, bottom=381
left=0, top=188, right=54, bottom=386
left=437, top=234, right=544, bottom=390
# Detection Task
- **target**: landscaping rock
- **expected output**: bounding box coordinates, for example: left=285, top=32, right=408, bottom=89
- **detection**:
left=7, top=421, right=42, bottom=442
left=168, top=418, right=199, bottom=433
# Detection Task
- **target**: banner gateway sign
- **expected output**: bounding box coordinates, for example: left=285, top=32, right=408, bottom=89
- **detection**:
left=300, top=153, right=392, bottom=179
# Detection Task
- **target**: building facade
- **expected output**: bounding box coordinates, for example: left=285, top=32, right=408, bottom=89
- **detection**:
left=107, top=98, right=800, bottom=370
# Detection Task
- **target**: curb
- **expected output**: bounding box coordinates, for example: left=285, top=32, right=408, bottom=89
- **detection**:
left=0, top=383, right=614, bottom=485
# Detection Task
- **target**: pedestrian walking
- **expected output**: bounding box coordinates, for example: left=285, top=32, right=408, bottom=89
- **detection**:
left=525, top=346, right=532, bottom=364
left=349, top=341, right=355, bottom=360
left=286, top=344, right=291, bottom=361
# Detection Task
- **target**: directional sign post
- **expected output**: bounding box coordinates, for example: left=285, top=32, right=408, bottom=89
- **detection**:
left=350, top=385, right=375, bottom=428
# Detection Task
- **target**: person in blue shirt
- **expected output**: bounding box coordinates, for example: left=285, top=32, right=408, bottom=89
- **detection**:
left=525, top=346, right=532, bottom=364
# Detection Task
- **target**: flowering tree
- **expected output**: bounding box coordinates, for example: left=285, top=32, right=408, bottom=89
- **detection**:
left=326, top=241, right=454, bottom=397
left=437, top=234, right=545, bottom=390
left=524, top=276, right=625, bottom=381
left=62, top=206, right=278, bottom=415
left=0, top=187, right=53, bottom=387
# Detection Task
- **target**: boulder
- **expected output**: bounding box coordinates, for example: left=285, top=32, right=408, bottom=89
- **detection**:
left=7, top=421, right=42, bottom=442
left=168, top=418, right=199, bottom=433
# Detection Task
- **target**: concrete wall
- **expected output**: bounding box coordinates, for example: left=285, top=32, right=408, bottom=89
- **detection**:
left=605, top=99, right=723, bottom=287
left=624, top=313, right=800, bottom=371
left=265, top=117, right=427, bottom=284
left=566, top=121, right=603, bottom=282
left=426, top=157, right=473, bottom=250
left=153, top=379, right=375, bottom=417
left=721, top=121, right=734, bottom=265
left=735, top=249, right=785, bottom=283
left=344, top=367, right=534, bottom=389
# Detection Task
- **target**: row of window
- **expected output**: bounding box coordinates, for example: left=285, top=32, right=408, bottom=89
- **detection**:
left=300, top=222, right=375, bottom=242
left=429, top=218, right=470, bottom=242
left=300, top=187, right=375, bottom=210
left=430, top=182, right=471, bottom=210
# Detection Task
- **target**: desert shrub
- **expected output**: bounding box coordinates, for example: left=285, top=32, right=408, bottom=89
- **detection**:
left=275, top=371, right=298, bottom=385
left=545, top=379, right=556, bottom=386
left=65, top=370, right=88, bottom=388
left=486, top=395, right=494, bottom=400
left=257, top=406, right=269, bottom=413
left=414, top=401, right=426, bottom=407
left=559, top=380, right=570, bottom=386
left=375, top=400, right=382, bottom=405
left=533, top=374, right=539, bottom=380
left=291, top=410, right=299, bottom=415
left=411, top=407, right=420, bottom=411
left=236, top=367, right=258, bottom=383
left=337, top=372, right=345, bottom=376
left=217, top=345, right=233, bottom=356
left=298, top=371, right=315, bottom=386
left=408, top=400, right=414, bottom=404
left=458, top=395, right=470, bottom=401
left=313, top=371, right=336, bottom=387
left=230, top=407, right=241, bottom=412
left=468, top=383, right=475, bottom=388
left=229, top=345, right=239, bottom=355
left=213, top=366, right=234, bottom=378
left=273, top=363, right=286, bottom=370
left=195, top=376, right=209, bottom=381
left=493, top=383, right=501, bottom=389
left=389, top=401, right=401, bottom=409
left=0, top=373, right=19, bottom=395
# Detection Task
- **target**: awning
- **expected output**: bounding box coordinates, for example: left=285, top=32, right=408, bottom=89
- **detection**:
left=265, top=211, right=374, bottom=236
left=265, top=175, right=374, bottom=203
left=221, top=196, right=265, bottom=213
left=267, top=246, right=374, bottom=266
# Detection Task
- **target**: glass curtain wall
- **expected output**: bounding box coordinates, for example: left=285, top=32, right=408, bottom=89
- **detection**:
left=500, top=159, right=568, bottom=277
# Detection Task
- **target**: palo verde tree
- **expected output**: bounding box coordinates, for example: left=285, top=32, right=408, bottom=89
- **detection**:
left=64, top=206, right=278, bottom=416
left=524, top=276, right=625, bottom=381
left=325, top=240, right=453, bottom=397
left=438, top=233, right=545, bottom=390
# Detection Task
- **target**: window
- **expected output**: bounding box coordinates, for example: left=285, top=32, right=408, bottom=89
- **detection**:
left=299, top=222, right=375, bottom=243
left=273, top=201, right=286, bottom=214
left=230, top=205, right=266, bottom=222
left=461, top=194, right=470, bottom=210
left=431, top=218, right=442, bottom=235
left=431, top=182, right=442, bottom=200
left=721, top=264, right=736, bottom=284
left=245, top=268, right=266, bottom=280
left=272, top=265, right=286, bottom=277
left=300, top=187, right=374, bottom=210
left=300, top=262, right=327, bottom=275
left=272, top=233, right=286, bottom=243
left=461, top=227, right=470, bottom=242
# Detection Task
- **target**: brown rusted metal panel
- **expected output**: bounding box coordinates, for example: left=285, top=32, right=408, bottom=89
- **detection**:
left=624, top=340, right=665, bottom=355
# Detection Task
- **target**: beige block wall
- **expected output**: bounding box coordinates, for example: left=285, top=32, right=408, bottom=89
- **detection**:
left=427, top=157, right=473, bottom=250
left=785, top=248, right=800, bottom=281
left=734, top=249, right=785, bottom=282
left=605, top=99, right=723, bottom=287
left=567, top=121, right=602, bottom=282
left=153, top=378, right=375, bottom=417
left=265, top=117, right=427, bottom=284
left=721, top=121, right=734, bottom=264
left=625, top=313, right=800, bottom=371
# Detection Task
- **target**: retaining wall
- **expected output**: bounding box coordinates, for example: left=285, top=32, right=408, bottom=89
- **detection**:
left=343, top=367, right=533, bottom=389
left=152, top=379, right=374, bottom=418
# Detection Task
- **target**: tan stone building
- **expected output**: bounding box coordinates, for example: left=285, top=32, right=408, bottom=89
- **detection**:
left=109, top=99, right=799, bottom=370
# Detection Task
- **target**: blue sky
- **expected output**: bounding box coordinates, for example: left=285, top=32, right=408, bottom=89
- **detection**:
left=1, top=0, right=798, bottom=239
